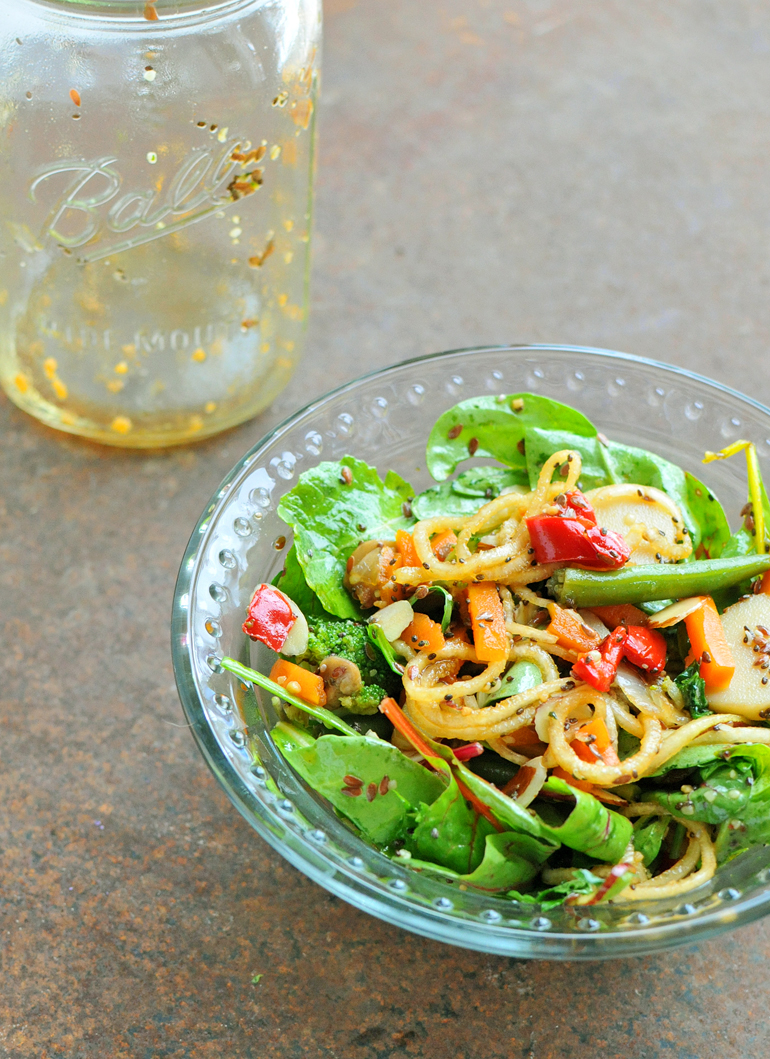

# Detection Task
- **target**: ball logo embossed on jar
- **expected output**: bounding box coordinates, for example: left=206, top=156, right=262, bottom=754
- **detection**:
left=29, top=138, right=262, bottom=262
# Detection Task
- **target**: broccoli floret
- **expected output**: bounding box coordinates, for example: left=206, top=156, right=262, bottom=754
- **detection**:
left=294, top=616, right=400, bottom=715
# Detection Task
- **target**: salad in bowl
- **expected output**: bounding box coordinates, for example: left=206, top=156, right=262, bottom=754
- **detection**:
left=221, top=388, right=770, bottom=910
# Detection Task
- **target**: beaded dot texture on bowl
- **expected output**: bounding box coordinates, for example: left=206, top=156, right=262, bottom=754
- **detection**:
left=172, top=345, right=770, bottom=960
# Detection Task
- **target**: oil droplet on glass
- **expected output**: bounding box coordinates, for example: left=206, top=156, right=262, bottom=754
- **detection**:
left=111, top=416, right=132, bottom=434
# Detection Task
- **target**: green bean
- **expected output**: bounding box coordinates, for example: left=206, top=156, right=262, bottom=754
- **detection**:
left=548, top=554, right=770, bottom=608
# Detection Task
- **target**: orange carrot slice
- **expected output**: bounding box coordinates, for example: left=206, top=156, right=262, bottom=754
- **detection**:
left=546, top=606, right=601, bottom=653
left=467, top=582, right=508, bottom=661
left=402, top=611, right=445, bottom=654
left=589, top=603, right=649, bottom=628
left=683, top=596, right=735, bottom=692
left=572, top=716, right=621, bottom=768
left=270, top=659, right=327, bottom=706
left=395, top=529, right=421, bottom=567
left=431, top=529, right=458, bottom=561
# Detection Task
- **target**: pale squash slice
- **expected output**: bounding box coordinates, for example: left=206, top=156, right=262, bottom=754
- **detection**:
left=707, top=594, right=770, bottom=720
left=584, top=484, right=691, bottom=565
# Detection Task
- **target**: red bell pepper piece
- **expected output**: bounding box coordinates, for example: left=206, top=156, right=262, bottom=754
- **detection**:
left=526, top=490, right=630, bottom=570
left=573, top=626, right=628, bottom=692
left=527, top=517, right=631, bottom=569
left=623, top=625, right=667, bottom=674
left=242, top=584, right=296, bottom=651
left=554, top=490, right=597, bottom=524
left=452, top=742, right=485, bottom=762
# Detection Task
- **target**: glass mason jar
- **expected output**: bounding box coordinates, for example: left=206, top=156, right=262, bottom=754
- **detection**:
left=0, top=0, right=320, bottom=447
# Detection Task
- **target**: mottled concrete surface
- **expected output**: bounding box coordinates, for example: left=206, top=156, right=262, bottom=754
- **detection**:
left=4, top=1, right=770, bottom=1056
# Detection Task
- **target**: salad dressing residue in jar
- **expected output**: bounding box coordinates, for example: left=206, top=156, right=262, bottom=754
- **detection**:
left=0, top=0, right=321, bottom=447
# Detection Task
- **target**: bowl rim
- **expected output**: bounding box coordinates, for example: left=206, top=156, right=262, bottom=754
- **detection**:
left=171, top=343, right=770, bottom=959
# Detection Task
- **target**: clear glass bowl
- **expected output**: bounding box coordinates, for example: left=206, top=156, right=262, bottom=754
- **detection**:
left=171, top=345, right=770, bottom=959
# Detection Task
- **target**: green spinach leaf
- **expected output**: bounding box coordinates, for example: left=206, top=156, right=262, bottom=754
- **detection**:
left=423, top=393, right=731, bottom=560
left=273, top=545, right=327, bottom=618
left=538, top=777, right=633, bottom=862
left=416, top=585, right=455, bottom=631
left=633, top=815, right=670, bottom=866
left=367, top=622, right=405, bottom=674
left=425, top=394, right=596, bottom=481
left=523, top=429, right=617, bottom=491
left=523, top=430, right=730, bottom=559
left=405, top=831, right=540, bottom=892
left=272, top=723, right=446, bottom=846
left=407, top=774, right=497, bottom=874
left=675, top=661, right=712, bottom=719
left=276, top=457, right=415, bottom=620
left=412, top=466, right=528, bottom=519
left=507, top=868, right=604, bottom=910
left=645, top=745, right=770, bottom=863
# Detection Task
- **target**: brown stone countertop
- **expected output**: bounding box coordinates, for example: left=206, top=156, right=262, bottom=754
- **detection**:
left=3, top=2, right=770, bottom=1056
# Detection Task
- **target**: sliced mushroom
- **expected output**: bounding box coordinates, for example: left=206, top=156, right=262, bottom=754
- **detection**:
left=344, top=540, right=384, bottom=609
left=319, top=655, right=363, bottom=706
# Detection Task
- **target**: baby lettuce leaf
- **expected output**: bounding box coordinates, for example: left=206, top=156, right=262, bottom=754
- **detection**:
left=407, top=774, right=497, bottom=874
left=523, top=429, right=618, bottom=491
left=507, top=868, right=604, bottom=910
left=405, top=831, right=540, bottom=892
left=273, top=545, right=327, bottom=618
left=644, top=744, right=770, bottom=863
left=276, top=457, right=415, bottom=620
left=633, top=814, right=670, bottom=867
left=412, top=466, right=528, bottom=519
left=647, top=742, right=736, bottom=777
left=423, top=393, right=730, bottom=559
left=272, top=723, right=446, bottom=847
left=675, top=661, right=712, bottom=719
left=649, top=744, right=770, bottom=826
left=425, top=394, right=596, bottom=481
left=403, top=728, right=560, bottom=863
left=538, top=777, right=633, bottom=862
left=685, top=472, right=733, bottom=560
